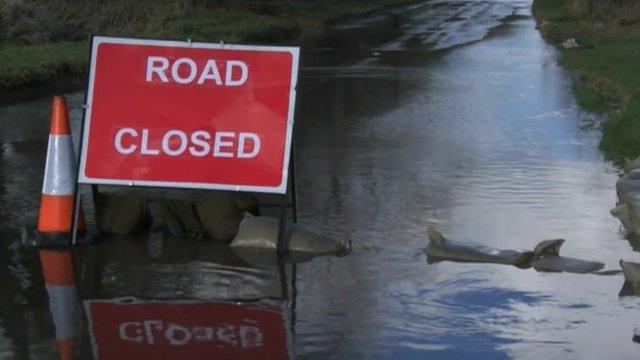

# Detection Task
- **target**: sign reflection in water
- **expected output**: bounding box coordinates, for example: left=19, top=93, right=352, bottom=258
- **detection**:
left=74, top=233, right=299, bottom=360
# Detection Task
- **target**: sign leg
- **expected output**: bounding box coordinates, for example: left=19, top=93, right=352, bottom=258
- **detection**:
left=290, top=263, right=297, bottom=340
left=277, top=252, right=288, bottom=299
left=69, top=184, right=82, bottom=246
left=290, top=145, right=298, bottom=224
left=276, top=192, right=288, bottom=253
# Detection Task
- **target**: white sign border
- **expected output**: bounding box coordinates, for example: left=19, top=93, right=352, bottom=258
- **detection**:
left=78, top=36, right=300, bottom=194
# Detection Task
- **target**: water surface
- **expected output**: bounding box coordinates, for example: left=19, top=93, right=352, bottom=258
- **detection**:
left=1, top=0, right=639, bottom=358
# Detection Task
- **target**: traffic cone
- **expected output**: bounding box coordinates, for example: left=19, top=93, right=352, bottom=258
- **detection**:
left=36, top=96, right=85, bottom=242
left=39, top=249, right=81, bottom=360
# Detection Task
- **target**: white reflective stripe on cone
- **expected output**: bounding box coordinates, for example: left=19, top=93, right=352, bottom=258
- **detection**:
left=45, top=284, right=80, bottom=340
left=42, top=135, right=76, bottom=196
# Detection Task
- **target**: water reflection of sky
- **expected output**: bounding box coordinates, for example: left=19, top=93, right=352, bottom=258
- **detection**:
left=294, top=1, right=640, bottom=358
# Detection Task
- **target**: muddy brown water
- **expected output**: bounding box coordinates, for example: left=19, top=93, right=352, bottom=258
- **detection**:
left=1, top=0, right=640, bottom=358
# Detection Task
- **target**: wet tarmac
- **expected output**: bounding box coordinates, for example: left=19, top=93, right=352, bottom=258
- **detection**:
left=1, top=0, right=640, bottom=358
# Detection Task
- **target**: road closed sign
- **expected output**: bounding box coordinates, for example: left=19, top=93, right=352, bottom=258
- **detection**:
left=78, top=36, right=299, bottom=193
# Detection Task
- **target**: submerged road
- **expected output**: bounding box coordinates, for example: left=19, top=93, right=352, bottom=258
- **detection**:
left=0, top=0, right=639, bottom=358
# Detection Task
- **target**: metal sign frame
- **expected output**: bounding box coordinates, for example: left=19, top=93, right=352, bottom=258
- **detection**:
left=69, top=36, right=300, bottom=250
left=76, top=36, right=299, bottom=194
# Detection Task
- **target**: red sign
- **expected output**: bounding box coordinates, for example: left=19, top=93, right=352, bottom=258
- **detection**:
left=85, top=299, right=289, bottom=360
left=78, top=37, right=299, bottom=193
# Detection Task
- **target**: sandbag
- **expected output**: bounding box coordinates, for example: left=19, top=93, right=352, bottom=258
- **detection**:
left=620, top=191, right=640, bottom=209
left=532, top=239, right=563, bottom=258
left=617, top=170, right=640, bottom=198
left=425, top=230, right=605, bottom=274
left=95, top=189, right=260, bottom=240
left=624, top=157, right=640, bottom=174
left=532, top=257, right=605, bottom=274
left=531, top=239, right=604, bottom=274
left=230, top=215, right=351, bottom=256
left=194, top=192, right=259, bottom=241
left=153, top=199, right=205, bottom=238
left=619, top=260, right=640, bottom=296
left=611, top=203, right=634, bottom=234
left=425, top=228, right=533, bottom=267
left=94, top=191, right=148, bottom=235
left=620, top=260, right=640, bottom=284
left=611, top=202, right=640, bottom=236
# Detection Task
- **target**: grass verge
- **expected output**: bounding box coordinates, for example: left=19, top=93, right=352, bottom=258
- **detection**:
left=0, top=1, right=416, bottom=100
left=533, top=0, right=640, bottom=163
left=0, top=42, right=87, bottom=91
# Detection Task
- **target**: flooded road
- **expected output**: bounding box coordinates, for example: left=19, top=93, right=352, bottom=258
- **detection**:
left=1, top=0, right=640, bottom=358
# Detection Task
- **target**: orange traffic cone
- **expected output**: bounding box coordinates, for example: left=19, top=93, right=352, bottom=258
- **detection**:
left=39, top=249, right=81, bottom=360
left=36, top=96, right=85, bottom=242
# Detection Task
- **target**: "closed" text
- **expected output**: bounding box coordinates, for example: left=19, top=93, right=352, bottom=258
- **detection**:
left=114, top=128, right=261, bottom=159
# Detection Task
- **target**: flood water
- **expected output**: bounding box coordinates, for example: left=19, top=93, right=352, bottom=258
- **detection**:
left=1, top=0, right=640, bottom=359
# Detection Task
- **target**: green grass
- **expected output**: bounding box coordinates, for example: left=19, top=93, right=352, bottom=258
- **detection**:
left=0, top=0, right=417, bottom=98
left=156, top=8, right=300, bottom=43
left=0, top=42, right=87, bottom=91
left=533, top=0, right=640, bottom=163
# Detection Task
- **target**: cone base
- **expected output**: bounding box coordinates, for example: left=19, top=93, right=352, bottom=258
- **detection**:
left=20, top=227, right=93, bottom=249
left=56, top=338, right=74, bottom=360
left=37, top=194, right=86, bottom=234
